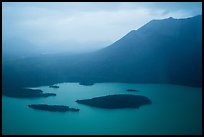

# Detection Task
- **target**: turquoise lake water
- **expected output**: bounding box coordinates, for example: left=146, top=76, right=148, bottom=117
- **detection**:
left=2, top=83, right=202, bottom=135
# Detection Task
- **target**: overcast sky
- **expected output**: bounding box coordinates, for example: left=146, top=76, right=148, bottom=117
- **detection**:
left=2, top=2, right=202, bottom=53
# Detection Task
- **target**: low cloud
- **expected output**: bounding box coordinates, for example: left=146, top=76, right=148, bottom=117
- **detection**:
left=2, top=2, right=202, bottom=52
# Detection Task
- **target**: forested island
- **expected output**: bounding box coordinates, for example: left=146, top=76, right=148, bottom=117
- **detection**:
left=76, top=94, right=152, bottom=109
left=79, top=82, right=94, bottom=86
left=28, top=104, right=80, bottom=112
left=127, top=89, right=138, bottom=92
left=49, top=85, right=59, bottom=88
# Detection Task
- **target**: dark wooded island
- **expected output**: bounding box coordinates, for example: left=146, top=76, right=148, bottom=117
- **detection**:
left=127, top=89, right=138, bottom=92
left=49, top=85, right=59, bottom=88
left=76, top=94, right=152, bottom=109
left=28, top=104, right=80, bottom=112
left=79, top=82, right=94, bottom=86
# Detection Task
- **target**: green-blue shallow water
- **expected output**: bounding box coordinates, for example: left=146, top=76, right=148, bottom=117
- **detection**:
left=2, top=83, right=202, bottom=135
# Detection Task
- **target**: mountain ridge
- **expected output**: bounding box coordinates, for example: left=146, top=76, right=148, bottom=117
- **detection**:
left=2, top=15, right=202, bottom=95
left=75, top=15, right=202, bottom=87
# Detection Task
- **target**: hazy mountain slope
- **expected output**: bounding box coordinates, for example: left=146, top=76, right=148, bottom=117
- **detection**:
left=72, top=15, right=202, bottom=86
left=2, top=15, right=202, bottom=91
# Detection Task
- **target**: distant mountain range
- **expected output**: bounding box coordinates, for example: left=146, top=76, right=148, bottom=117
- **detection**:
left=2, top=15, right=202, bottom=93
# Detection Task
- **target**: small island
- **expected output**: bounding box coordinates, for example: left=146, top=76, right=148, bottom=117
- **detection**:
left=49, top=85, right=59, bottom=88
left=42, top=93, right=56, bottom=97
left=79, top=82, right=94, bottom=86
left=28, top=104, right=80, bottom=112
left=127, top=89, right=138, bottom=92
left=76, top=94, right=152, bottom=109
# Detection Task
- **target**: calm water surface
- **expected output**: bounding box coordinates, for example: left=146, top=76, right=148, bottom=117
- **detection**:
left=2, top=83, right=202, bottom=135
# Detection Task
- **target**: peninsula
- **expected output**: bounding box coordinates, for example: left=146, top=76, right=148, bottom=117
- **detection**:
left=3, top=87, right=56, bottom=98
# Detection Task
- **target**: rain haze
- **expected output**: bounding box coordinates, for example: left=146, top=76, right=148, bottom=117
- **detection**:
left=2, top=2, right=202, bottom=54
